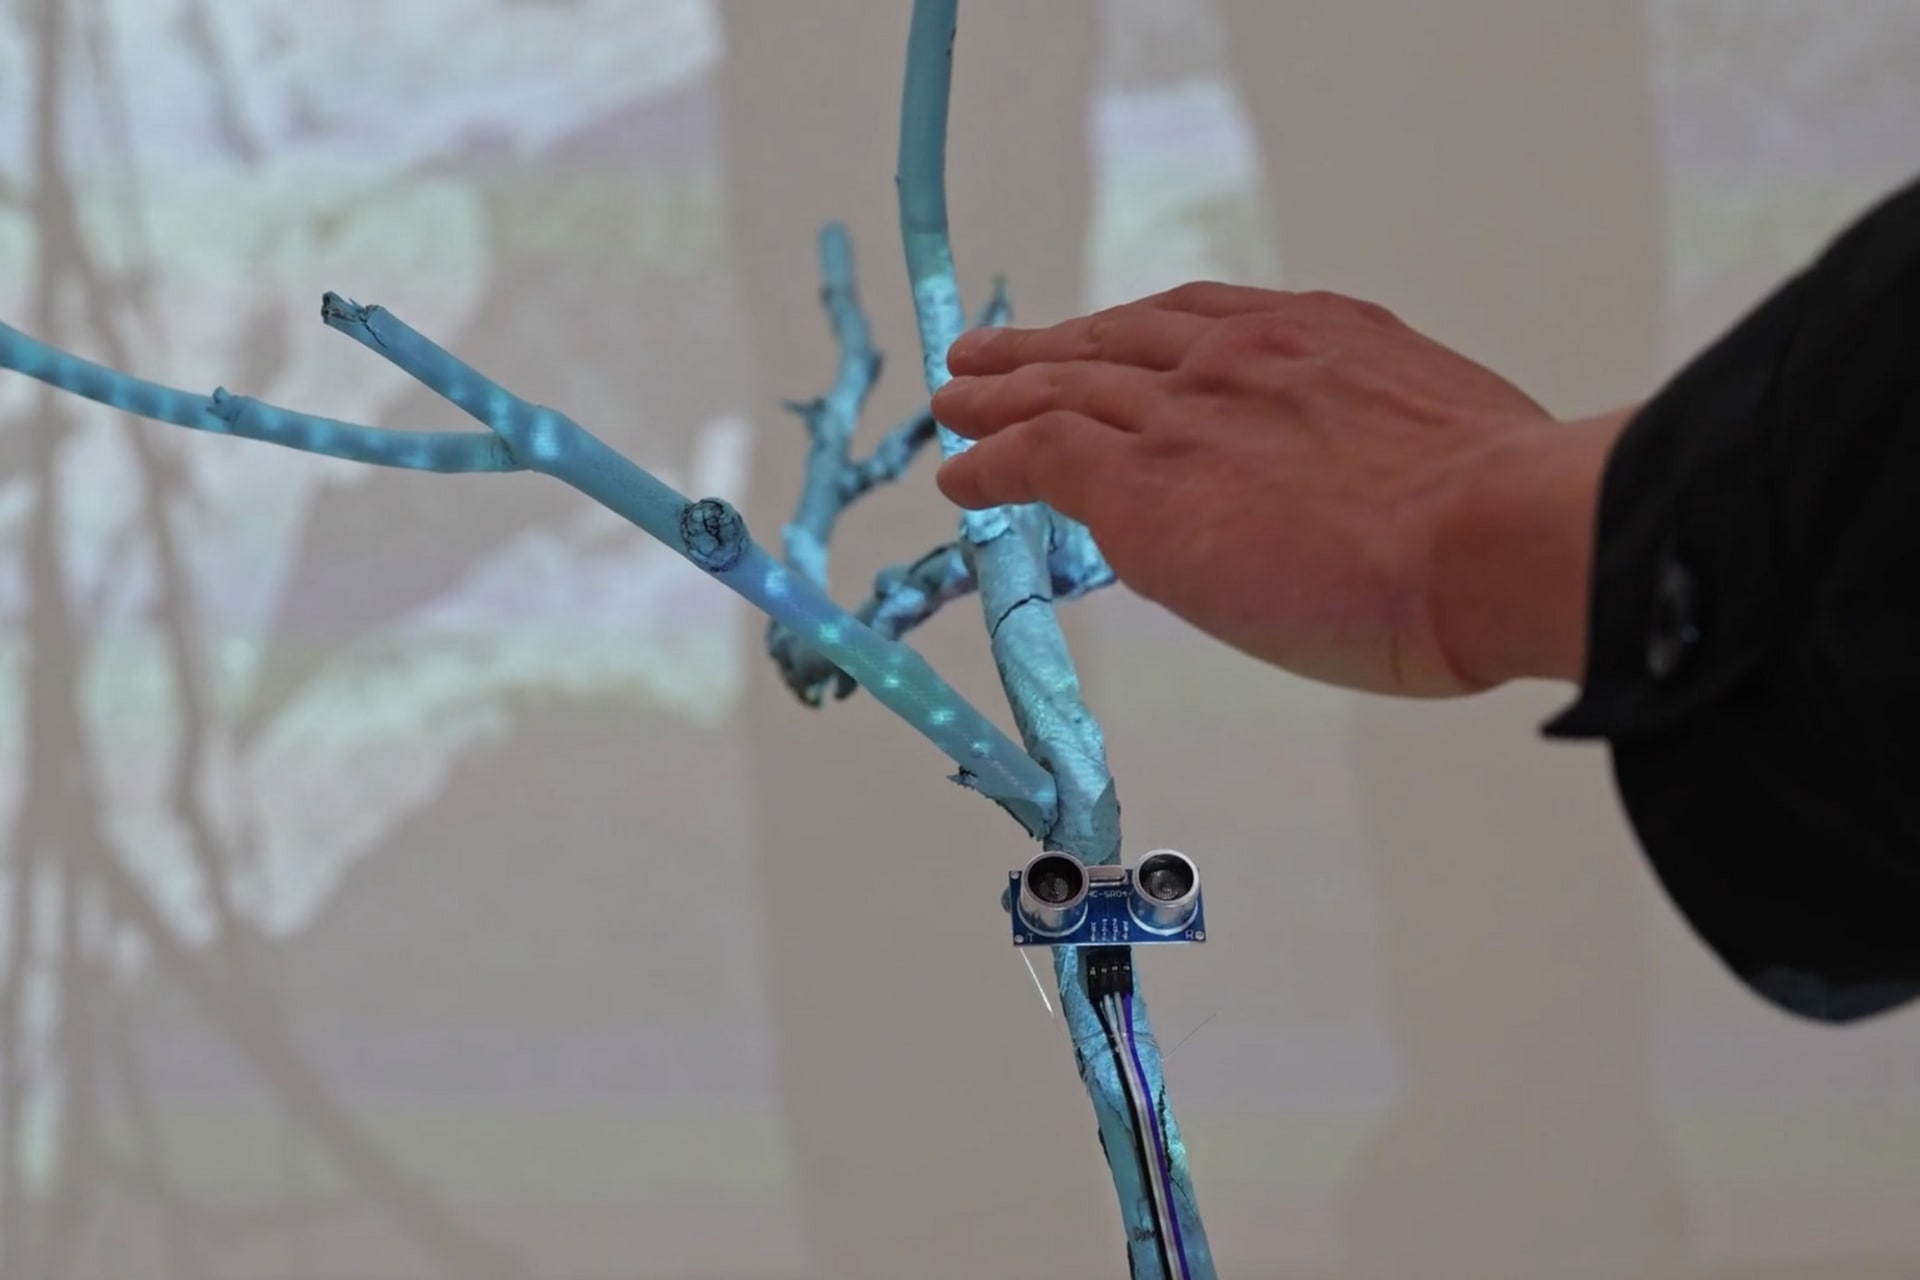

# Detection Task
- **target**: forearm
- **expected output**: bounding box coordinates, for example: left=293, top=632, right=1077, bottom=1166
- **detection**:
left=1431, top=406, right=1637, bottom=689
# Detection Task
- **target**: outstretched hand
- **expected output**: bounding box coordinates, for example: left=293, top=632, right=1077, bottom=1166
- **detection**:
left=933, top=283, right=1625, bottom=696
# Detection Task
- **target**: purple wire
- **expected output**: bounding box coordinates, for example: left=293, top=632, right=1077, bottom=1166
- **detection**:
left=1123, top=992, right=1191, bottom=1279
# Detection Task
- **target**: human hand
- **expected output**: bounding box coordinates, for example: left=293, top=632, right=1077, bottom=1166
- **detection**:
left=933, top=283, right=1622, bottom=696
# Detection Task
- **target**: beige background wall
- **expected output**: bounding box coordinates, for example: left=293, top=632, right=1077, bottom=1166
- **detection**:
left=1, top=1, right=1917, bottom=1278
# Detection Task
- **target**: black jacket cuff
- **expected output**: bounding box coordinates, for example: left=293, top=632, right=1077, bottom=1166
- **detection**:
left=1542, top=175, right=1920, bottom=1022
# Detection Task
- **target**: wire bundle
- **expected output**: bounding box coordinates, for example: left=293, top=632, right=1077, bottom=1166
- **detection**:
left=1087, top=948, right=1190, bottom=1280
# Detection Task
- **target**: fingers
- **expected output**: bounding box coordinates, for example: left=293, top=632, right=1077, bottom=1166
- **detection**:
left=934, top=411, right=1126, bottom=522
left=946, top=285, right=1400, bottom=378
left=933, top=360, right=1163, bottom=440
left=1153, top=281, right=1402, bottom=329
left=947, top=303, right=1210, bottom=375
left=1146, top=280, right=1295, bottom=318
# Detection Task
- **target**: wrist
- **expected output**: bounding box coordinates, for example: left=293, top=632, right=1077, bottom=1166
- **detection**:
left=1430, top=406, right=1636, bottom=689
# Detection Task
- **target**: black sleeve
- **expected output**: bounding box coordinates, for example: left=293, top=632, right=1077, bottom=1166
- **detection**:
left=1544, top=174, right=1920, bottom=1024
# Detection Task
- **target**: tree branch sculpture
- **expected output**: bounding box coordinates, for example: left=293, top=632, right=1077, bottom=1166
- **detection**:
left=0, top=1, right=1213, bottom=1273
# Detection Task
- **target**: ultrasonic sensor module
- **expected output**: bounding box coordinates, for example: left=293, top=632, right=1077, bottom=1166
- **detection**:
left=1010, top=849, right=1207, bottom=946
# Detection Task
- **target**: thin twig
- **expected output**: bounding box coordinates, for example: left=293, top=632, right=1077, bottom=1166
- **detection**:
left=0, top=323, right=523, bottom=472
left=776, top=222, right=885, bottom=591
left=764, top=228, right=1016, bottom=705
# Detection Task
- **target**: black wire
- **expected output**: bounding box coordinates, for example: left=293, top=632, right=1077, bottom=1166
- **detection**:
left=1094, top=990, right=1178, bottom=1280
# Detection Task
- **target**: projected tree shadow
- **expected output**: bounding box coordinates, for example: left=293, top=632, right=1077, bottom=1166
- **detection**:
left=0, top=0, right=519, bottom=1274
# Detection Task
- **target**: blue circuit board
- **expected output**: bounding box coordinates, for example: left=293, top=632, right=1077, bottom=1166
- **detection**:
left=1008, top=867, right=1207, bottom=947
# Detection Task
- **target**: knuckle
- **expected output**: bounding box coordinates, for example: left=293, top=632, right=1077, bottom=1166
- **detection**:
left=1046, top=362, right=1089, bottom=404
left=1300, top=288, right=1398, bottom=327
left=1022, top=411, right=1093, bottom=471
left=993, top=330, right=1035, bottom=365
left=1181, top=314, right=1314, bottom=386
left=1080, top=310, right=1116, bottom=355
left=1025, top=408, right=1084, bottom=444
left=1158, top=280, right=1230, bottom=311
left=1135, top=424, right=1199, bottom=465
left=1230, top=313, right=1317, bottom=356
left=1352, top=300, right=1400, bottom=328
left=1294, top=288, right=1349, bottom=311
left=1178, top=339, right=1246, bottom=390
left=1003, top=361, right=1071, bottom=414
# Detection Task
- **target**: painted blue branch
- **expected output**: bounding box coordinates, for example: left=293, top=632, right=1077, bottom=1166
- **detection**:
left=840, top=276, right=1005, bottom=500
left=864, top=541, right=976, bottom=636
left=310, top=293, right=1055, bottom=828
left=1046, top=511, right=1118, bottom=598
left=0, top=299, right=1058, bottom=831
left=897, top=4, right=1213, bottom=1277
left=840, top=404, right=933, bottom=498
left=776, top=222, right=885, bottom=593
left=770, top=511, right=1114, bottom=708
left=0, top=319, right=518, bottom=472
left=766, top=224, right=1018, bottom=707
left=771, top=539, right=974, bottom=705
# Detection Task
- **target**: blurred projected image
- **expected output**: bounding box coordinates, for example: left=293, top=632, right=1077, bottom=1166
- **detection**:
left=1648, top=0, right=1920, bottom=362
left=0, top=1, right=806, bottom=1276
left=3, top=0, right=1229, bottom=1264
left=5, top=0, right=1920, bottom=1278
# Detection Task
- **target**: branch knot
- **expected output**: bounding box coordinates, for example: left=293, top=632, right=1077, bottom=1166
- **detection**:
left=680, top=497, right=748, bottom=573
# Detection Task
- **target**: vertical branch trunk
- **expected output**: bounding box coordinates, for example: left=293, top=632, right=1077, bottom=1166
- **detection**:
left=894, top=3, right=1215, bottom=1276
